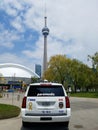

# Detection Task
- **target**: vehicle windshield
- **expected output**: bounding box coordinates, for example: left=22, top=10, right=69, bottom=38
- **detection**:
left=27, top=85, right=64, bottom=97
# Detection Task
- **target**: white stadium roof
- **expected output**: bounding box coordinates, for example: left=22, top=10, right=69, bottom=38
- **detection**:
left=0, top=63, right=39, bottom=78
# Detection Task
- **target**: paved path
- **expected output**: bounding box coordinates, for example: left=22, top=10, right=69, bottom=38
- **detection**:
left=70, top=97, right=98, bottom=130
left=0, top=92, right=24, bottom=107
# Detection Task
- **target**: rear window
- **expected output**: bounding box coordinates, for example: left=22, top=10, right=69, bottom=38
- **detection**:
left=27, top=85, right=64, bottom=97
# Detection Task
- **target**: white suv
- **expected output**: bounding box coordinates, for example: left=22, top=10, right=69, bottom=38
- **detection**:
left=21, top=82, right=71, bottom=128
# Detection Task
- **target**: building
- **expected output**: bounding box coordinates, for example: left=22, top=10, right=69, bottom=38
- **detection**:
left=35, top=64, right=41, bottom=78
left=0, top=63, right=39, bottom=86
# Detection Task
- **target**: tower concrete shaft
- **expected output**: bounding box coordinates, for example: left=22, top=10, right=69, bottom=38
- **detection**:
left=43, top=35, right=47, bottom=73
left=42, top=17, right=49, bottom=74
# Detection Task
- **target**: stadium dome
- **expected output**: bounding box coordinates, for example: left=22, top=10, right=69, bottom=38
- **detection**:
left=0, top=73, right=3, bottom=77
left=0, top=63, right=39, bottom=78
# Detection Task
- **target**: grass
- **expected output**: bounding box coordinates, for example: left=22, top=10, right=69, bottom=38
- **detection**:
left=0, top=93, right=2, bottom=98
left=0, top=104, right=20, bottom=119
left=70, top=92, right=98, bottom=98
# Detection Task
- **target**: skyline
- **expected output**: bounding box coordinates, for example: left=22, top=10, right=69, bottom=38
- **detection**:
left=0, top=0, right=98, bottom=71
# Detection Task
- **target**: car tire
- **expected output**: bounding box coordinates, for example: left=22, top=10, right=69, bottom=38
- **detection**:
left=61, top=121, right=69, bottom=128
left=22, top=121, right=29, bottom=127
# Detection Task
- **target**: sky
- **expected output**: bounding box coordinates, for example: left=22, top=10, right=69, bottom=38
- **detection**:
left=0, top=0, right=98, bottom=72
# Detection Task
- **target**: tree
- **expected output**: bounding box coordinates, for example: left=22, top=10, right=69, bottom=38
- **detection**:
left=68, top=59, right=84, bottom=92
left=88, top=52, right=98, bottom=90
left=88, top=52, right=98, bottom=71
left=31, top=77, right=39, bottom=83
left=69, top=59, right=97, bottom=92
left=44, top=54, right=98, bottom=92
left=44, top=55, right=71, bottom=85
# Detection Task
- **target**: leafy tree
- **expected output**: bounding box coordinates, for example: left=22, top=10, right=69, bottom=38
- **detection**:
left=88, top=52, right=98, bottom=72
left=69, top=59, right=97, bottom=92
left=31, top=77, right=39, bottom=83
left=44, top=55, right=71, bottom=85
left=44, top=54, right=98, bottom=92
left=68, top=59, right=85, bottom=92
left=88, top=52, right=98, bottom=90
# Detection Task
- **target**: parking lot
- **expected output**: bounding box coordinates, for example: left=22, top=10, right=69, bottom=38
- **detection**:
left=0, top=92, right=98, bottom=130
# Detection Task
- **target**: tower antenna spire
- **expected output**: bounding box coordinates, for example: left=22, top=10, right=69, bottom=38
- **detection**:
left=45, top=1, right=47, bottom=17
left=44, top=1, right=47, bottom=27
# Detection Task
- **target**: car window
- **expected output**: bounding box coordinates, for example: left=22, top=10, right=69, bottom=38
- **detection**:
left=27, top=85, right=64, bottom=97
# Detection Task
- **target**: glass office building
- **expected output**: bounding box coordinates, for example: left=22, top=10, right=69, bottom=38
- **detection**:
left=35, top=64, right=41, bottom=77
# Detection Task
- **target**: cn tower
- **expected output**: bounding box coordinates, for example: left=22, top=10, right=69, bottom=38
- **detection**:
left=42, top=16, right=49, bottom=74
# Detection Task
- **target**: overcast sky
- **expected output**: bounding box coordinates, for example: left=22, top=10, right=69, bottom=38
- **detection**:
left=0, top=0, right=98, bottom=71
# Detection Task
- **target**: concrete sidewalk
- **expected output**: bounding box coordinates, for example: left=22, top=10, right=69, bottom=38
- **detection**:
left=0, top=92, right=24, bottom=107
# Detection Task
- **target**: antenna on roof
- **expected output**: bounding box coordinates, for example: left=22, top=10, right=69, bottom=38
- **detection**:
left=44, top=1, right=47, bottom=27
left=44, top=0, right=47, bottom=17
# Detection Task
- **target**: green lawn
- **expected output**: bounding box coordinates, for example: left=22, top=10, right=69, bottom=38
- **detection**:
left=0, top=104, right=20, bottom=119
left=70, top=92, right=98, bottom=98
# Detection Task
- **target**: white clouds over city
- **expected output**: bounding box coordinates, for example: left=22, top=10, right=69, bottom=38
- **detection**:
left=0, top=0, right=98, bottom=70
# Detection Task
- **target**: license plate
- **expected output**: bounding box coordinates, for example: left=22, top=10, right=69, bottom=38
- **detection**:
left=40, top=117, right=52, bottom=120
left=42, top=110, right=51, bottom=114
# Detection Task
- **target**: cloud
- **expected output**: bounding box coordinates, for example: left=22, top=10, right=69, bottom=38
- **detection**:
left=11, top=16, right=25, bottom=32
left=22, top=37, right=43, bottom=60
left=0, top=30, right=19, bottom=49
left=46, top=0, right=98, bottom=65
left=0, top=0, right=98, bottom=70
left=0, top=52, right=36, bottom=70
